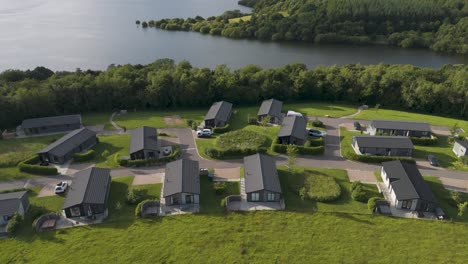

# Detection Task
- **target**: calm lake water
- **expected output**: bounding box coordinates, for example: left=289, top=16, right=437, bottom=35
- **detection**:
left=0, top=0, right=465, bottom=71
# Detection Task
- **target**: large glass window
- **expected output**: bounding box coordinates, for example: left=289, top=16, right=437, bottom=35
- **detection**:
left=71, top=206, right=81, bottom=217
left=251, top=193, right=259, bottom=201
left=267, top=193, right=275, bottom=201
left=402, top=200, right=412, bottom=209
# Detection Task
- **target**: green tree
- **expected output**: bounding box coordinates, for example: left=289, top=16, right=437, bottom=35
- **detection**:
left=458, top=201, right=468, bottom=217
left=286, top=145, right=298, bottom=172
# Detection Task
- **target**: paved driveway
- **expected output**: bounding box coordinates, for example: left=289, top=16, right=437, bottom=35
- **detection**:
left=132, top=173, right=164, bottom=185
left=214, top=167, right=241, bottom=181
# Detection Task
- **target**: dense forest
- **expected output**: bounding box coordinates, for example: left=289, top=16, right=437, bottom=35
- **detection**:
left=0, top=60, right=466, bottom=130
left=140, top=0, right=468, bottom=54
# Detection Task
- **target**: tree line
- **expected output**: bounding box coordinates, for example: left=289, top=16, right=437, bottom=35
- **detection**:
left=0, top=59, right=466, bottom=130
left=139, top=0, right=467, bottom=54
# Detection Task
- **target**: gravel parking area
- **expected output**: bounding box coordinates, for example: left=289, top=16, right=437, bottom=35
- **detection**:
left=347, top=169, right=378, bottom=183
left=214, top=167, right=241, bottom=181
left=132, top=173, right=164, bottom=185
left=37, top=183, right=58, bottom=197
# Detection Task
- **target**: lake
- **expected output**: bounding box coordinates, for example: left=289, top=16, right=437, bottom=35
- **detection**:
left=0, top=0, right=465, bottom=71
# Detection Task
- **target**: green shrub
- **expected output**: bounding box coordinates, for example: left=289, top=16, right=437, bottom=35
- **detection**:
left=451, top=191, right=465, bottom=204
left=73, top=150, right=95, bottom=162
left=368, top=197, right=382, bottom=212
left=352, top=185, right=368, bottom=202
left=272, top=143, right=324, bottom=155
left=186, top=119, right=194, bottom=127
left=18, top=156, right=58, bottom=175
left=351, top=181, right=363, bottom=192
left=214, top=182, right=227, bottom=195
left=101, top=149, right=110, bottom=158
left=311, top=119, right=324, bottom=128
left=347, top=152, right=415, bottom=163
left=126, top=188, right=145, bottom=205
left=271, top=143, right=287, bottom=153
left=411, top=136, right=438, bottom=146
left=213, top=124, right=230, bottom=134
left=0, top=188, right=28, bottom=194
left=307, top=138, right=324, bottom=147
left=460, top=156, right=468, bottom=166
left=191, top=123, right=198, bottom=130
left=220, top=197, right=227, bottom=207
left=6, top=212, right=23, bottom=235
left=204, top=147, right=267, bottom=159
left=248, top=118, right=258, bottom=125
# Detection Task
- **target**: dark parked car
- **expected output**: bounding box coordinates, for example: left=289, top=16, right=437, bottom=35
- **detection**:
left=354, top=121, right=361, bottom=130
left=427, top=155, right=439, bottom=167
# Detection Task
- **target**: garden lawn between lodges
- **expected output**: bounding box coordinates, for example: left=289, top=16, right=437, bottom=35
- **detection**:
left=355, top=108, right=468, bottom=133
left=278, top=166, right=381, bottom=214
left=0, top=134, right=63, bottom=181
left=2, top=173, right=468, bottom=263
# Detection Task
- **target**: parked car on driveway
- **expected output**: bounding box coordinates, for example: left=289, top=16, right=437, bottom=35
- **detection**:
left=197, top=129, right=212, bottom=138
left=308, top=129, right=326, bottom=138
left=427, top=154, right=439, bottom=167
left=55, top=181, right=68, bottom=194
left=354, top=121, right=361, bottom=130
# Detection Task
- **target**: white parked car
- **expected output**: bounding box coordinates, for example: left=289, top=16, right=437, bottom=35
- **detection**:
left=197, top=129, right=212, bottom=138
left=162, top=147, right=172, bottom=156
left=308, top=129, right=326, bottom=137
left=55, top=181, right=68, bottom=194
left=287, top=110, right=303, bottom=117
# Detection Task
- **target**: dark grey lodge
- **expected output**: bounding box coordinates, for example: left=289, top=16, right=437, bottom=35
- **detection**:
left=368, top=120, right=431, bottom=137
left=352, top=136, right=414, bottom=156
left=0, top=191, right=29, bottom=226
left=38, top=128, right=98, bottom=164
left=62, top=168, right=111, bottom=218
left=21, top=114, right=82, bottom=135
left=129, top=126, right=159, bottom=160
left=381, top=161, right=437, bottom=212
left=203, top=101, right=233, bottom=128
left=244, top=153, right=282, bottom=202
left=163, top=159, right=200, bottom=205
left=277, top=116, right=307, bottom=145
left=257, top=98, right=283, bottom=124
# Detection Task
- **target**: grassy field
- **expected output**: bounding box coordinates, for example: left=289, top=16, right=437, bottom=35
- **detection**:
left=2, top=172, right=468, bottom=263
left=413, top=136, right=468, bottom=171
left=424, top=176, right=468, bottom=222
left=216, top=130, right=268, bottom=149
left=285, top=101, right=356, bottom=118
left=278, top=166, right=381, bottom=214
left=113, top=109, right=205, bottom=129
left=92, top=134, right=130, bottom=168
left=228, top=15, right=252, bottom=23
left=81, top=112, right=114, bottom=129
left=0, top=134, right=63, bottom=181
left=339, top=127, right=362, bottom=160
left=355, top=108, right=468, bottom=132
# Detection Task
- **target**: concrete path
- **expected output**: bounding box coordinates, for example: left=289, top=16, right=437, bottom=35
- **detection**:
left=109, top=112, right=124, bottom=133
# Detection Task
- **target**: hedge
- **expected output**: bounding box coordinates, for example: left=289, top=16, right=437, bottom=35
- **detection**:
left=205, top=146, right=267, bottom=159
left=213, top=124, right=230, bottom=134
left=118, top=145, right=181, bottom=167
left=368, top=197, right=382, bottom=212
left=346, top=152, right=415, bottom=163
left=18, top=156, right=58, bottom=175
left=73, top=150, right=95, bottom=162
left=410, top=136, right=438, bottom=146
left=305, top=138, right=324, bottom=147
left=271, top=143, right=324, bottom=156
left=6, top=212, right=23, bottom=235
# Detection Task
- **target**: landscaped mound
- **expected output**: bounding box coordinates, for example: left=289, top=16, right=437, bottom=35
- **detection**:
left=296, top=171, right=341, bottom=202
left=215, top=130, right=267, bottom=149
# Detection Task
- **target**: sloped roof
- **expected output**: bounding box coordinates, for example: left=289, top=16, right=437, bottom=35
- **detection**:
left=371, top=120, right=431, bottom=132
left=38, top=128, right=97, bottom=156
left=278, top=116, right=307, bottom=140
left=353, top=136, right=414, bottom=149
left=163, top=159, right=200, bottom=197
left=21, top=114, right=82, bottom=129
left=129, top=126, right=158, bottom=154
left=0, top=191, right=27, bottom=216
left=257, top=99, right=283, bottom=119
left=244, top=154, right=281, bottom=194
left=455, top=139, right=468, bottom=149
left=382, top=161, right=436, bottom=203
left=62, top=168, right=111, bottom=209
left=204, top=101, right=233, bottom=122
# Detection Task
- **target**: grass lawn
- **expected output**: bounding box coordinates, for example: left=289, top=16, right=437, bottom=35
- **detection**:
left=113, top=109, right=205, bottom=129
left=92, top=134, right=130, bottom=168
left=81, top=112, right=114, bottom=129
left=199, top=176, right=240, bottom=214
left=3, top=175, right=468, bottom=263
left=355, top=108, right=468, bottom=132
left=0, top=134, right=63, bottom=181
left=284, top=101, right=356, bottom=118
left=424, top=176, right=468, bottom=222
left=413, top=136, right=468, bottom=171
left=196, top=125, right=280, bottom=160
left=279, top=166, right=381, bottom=214
left=339, top=127, right=362, bottom=160
left=228, top=15, right=252, bottom=23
